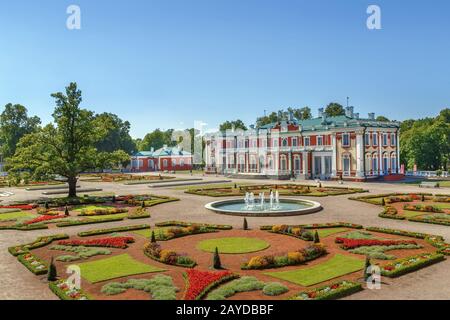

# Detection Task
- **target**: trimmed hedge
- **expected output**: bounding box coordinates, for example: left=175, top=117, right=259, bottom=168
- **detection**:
left=17, top=253, right=48, bottom=275
left=380, top=253, right=445, bottom=278
left=49, top=280, right=90, bottom=300
left=77, top=224, right=150, bottom=237
left=56, top=216, right=124, bottom=227
left=155, top=221, right=233, bottom=230
left=8, top=234, right=69, bottom=256
left=260, top=222, right=363, bottom=231
left=291, top=280, right=362, bottom=300
left=0, top=223, right=49, bottom=231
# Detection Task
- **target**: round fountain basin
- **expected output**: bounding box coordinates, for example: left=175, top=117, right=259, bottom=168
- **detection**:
left=205, top=198, right=322, bottom=217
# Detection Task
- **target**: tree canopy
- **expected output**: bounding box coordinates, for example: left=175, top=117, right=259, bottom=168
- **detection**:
left=93, top=112, right=136, bottom=154
left=376, top=115, right=390, bottom=122
left=400, top=108, right=449, bottom=171
left=138, top=129, right=176, bottom=151
left=7, top=83, right=129, bottom=197
left=219, top=119, right=247, bottom=131
left=0, top=104, right=41, bottom=159
left=324, top=102, right=345, bottom=117
left=256, top=107, right=312, bottom=127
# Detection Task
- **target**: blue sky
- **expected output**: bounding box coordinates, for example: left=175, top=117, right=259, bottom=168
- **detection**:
left=0, top=0, right=449, bottom=138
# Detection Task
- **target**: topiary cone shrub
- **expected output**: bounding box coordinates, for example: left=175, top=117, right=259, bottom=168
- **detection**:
left=44, top=201, right=49, bottom=210
left=213, top=247, right=222, bottom=269
left=313, top=230, right=320, bottom=243
left=243, top=218, right=248, bottom=230
left=421, top=194, right=425, bottom=202
left=381, top=198, right=385, bottom=206
left=363, top=256, right=371, bottom=281
left=64, top=206, right=70, bottom=216
left=141, top=201, right=146, bottom=208
left=112, top=195, right=116, bottom=203
left=47, top=257, right=57, bottom=282
left=151, top=231, right=156, bottom=243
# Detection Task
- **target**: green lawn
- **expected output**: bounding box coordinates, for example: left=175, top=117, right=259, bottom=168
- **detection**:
left=432, top=203, right=450, bottom=209
left=132, top=227, right=169, bottom=239
left=197, top=237, right=270, bottom=254
left=403, top=210, right=428, bottom=218
left=264, top=254, right=365, bottom=287
left=315, top=228, right=349, bottom=238
left=77, top=254, right=165, bottom=283
left=0, top=211, right=37, bottom=221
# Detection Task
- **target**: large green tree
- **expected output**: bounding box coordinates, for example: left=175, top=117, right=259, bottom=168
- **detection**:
left=93, top=112, right=136, bottom=154
left=138, top=129, right=175, bottom=151
left=0, top=104, right=41, bottom=159
left=7, top=83, right=129, bottom=197
left=324, top=102, right=345, bottom=117
left=400, top=108, right=449, bottom=171
left=256, top=107, right=312, bottom=127
left=219, top=119, right=247, bottom=131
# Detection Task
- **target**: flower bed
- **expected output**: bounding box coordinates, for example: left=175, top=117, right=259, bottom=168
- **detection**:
left=127, top=207, right=150, bottom=219
left=0, top=223, right=48, bottom=231
left=155, top=221, right=232, bottom=230
left=183, top=269, right=237, bottom=300
left=364, top=226, right=433, bottom=240
left=265, top=225, right=314, bottom=241
left=8, top=234, right=69, bottom=256
left=144, top=242, right=197, bottom=268
left=335, top=238, right=418, bottom=250
left=17, top=253, right=48, bottom=275
left=291, top=280, right=362, bottom=300
left=403, top=204, right=444, bottom=213
left=260, top=222, right=363, bottom=231
left=49, top=280, right=90, bottom=300
left=0, top=204, right=37, bottom=210
left=23, top=214, right=66, bottom=225
left=425, top=236, right=450, bottom=255
left=408, top=215, right=450, bottom=226
left=77, top=224, right=150, bottom=237
left=380, top=253, right=445, bottom=277
left=58, top=236, right=135, bottom=249
left=78, top=207, right=128, bottom=216
left=154, top=225, right=218, bottom=241
left=241, top=244, right=327, bottom=270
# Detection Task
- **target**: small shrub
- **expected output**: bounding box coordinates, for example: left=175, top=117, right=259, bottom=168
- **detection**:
left=47, top=257, right=57, bottom=281
left=262, top=282, right=289, bottom=296
left=243, top=218, right=248, bottom=230
left=151, top=231, right=156, bottom=243
left=314, top=230, right=320, bottom=243
left=213, top=247, right=222, bottom=269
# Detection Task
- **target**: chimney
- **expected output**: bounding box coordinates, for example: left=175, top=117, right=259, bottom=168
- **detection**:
left=249, top=124, right=255, bottom=130
left=345, top=106, right=354, bottom=118
left=150, top=147, right=154, bottom=152
left=368, top=112, right=375, bottom=120
left=354, top=113, right=359, bottom=119
left=289, top=110, right=294, bottom=122
left=318, top=108, right=324, bottom=118
left=321, top=113, right=327, bottom=124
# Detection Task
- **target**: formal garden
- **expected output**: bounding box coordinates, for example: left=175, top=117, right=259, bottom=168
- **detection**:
left=185, top=183, right=366, bottom=197
left=350, top=193, right=450, bottom=226
left=0, top=194, right=178, bottom=231
left=8, top=220, right=448, bottom=300
left=79, top=173, right=174, bottom=184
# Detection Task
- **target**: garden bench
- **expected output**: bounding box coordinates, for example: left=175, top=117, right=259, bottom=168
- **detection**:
left=419, top=181, right=439, bottom=188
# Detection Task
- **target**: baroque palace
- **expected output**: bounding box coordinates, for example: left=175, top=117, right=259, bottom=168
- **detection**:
left=204, top=107, right=401, bottom=181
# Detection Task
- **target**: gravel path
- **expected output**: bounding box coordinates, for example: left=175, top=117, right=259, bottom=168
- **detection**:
left=1, top=174, right=449, bottom=300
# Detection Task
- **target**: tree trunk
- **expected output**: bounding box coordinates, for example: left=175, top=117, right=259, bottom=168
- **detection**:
left=68, top=176, right=78, bottom=198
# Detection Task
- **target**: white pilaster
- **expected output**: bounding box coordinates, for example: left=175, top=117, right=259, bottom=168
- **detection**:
left=356, top=132, right=364, bottom=177
left=331, top=134, right=337, bottom=177
left=396, top=130, right=400, bottom=174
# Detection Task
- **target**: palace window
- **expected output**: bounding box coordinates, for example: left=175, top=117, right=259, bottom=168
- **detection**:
left=391, top=155, right=397, bottom=173
left=172, top=159, right=177, bottom=166
left=365, top=133, right=370, bottom=146
left=272, top=138, right=278, bottom=147
left=163, top=159, right=168, bottom=167
left=372, top=133, right=378, bottom=146
left=262, top=139, right=267, bottom=148
left=342, top=133, right=350, bottom=147
left=391, top=133, right=396, bottom=146
left=180, top=159, right=185, bottom=166
left=304, top=137, right=310, bottom=146
left=292, top=137, right=298, bottom=147
left=317, top=136, right=323, bottom=146
left=382, top=134, right=388, bottom=146
left=372, top=155, right=378, bottom=172
left=342, top=154, right=351, bottom=176
left=282, top=138, right=288, bottom=147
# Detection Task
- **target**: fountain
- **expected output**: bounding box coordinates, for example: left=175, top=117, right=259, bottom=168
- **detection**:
left=205, top=191, right=322, bottom=217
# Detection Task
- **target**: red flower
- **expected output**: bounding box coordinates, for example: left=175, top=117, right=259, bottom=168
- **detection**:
left=58, top=236, right=135, bottom=249
left=0, top=204, right=37, bottom=210
left=24, top=214, right=66, bottom=225
left=183, top=269, right=234, bottom=300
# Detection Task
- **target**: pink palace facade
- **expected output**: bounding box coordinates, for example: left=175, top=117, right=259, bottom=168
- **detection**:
left=204, top=107, right=401, bottom=181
